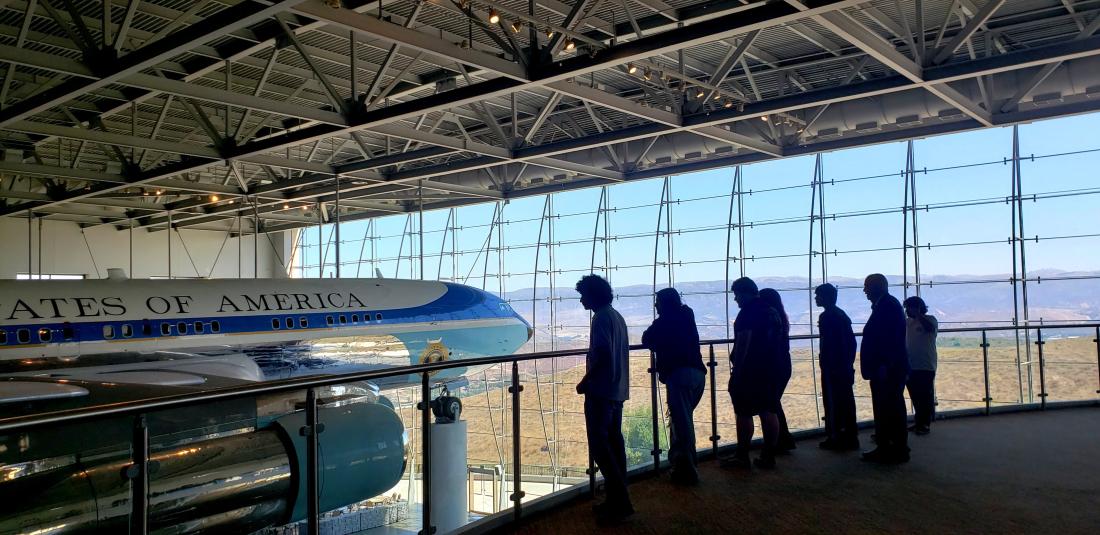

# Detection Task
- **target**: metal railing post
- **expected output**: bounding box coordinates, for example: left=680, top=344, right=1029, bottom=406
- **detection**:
left=303, top=388, right=323, bottom=535
left=1094, top=326, right=1100, bottom=395
left=509, top=361, right=525, bottom=521
left=128, top=414, right=149, bottom=535
left=648, top=350, right=661, bottom=474
left=981, top=330, right=991, bottom=415
left=419, top=373, right=433, bottom=535
left=1036, top=328, right=1047, bottom=408
left=708, top=344, right=719, bottom=457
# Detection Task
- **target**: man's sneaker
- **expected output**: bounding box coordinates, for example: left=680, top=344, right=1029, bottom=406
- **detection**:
left=753, top=455, right=776, bottom=469
left=720, top=455, right=752, bottom=470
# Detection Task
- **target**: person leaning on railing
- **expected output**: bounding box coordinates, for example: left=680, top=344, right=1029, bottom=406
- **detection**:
left=904, top=296, right=938, bottom=436
left=574, top=274, right=635, bottom=524
left=641, top=288, right=707, bottom=486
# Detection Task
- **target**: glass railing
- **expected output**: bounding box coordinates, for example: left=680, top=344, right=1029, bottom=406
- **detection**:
left=0, top=324, right=1097, bottom=535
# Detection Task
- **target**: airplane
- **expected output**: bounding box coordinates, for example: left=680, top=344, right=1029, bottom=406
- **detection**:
left=0, top=268, right=533, bottom=387
left=0, top=270, right=533, bottom=534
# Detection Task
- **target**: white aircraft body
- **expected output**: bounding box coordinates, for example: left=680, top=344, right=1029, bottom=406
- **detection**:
left=0, top=272, right=532, bottom=387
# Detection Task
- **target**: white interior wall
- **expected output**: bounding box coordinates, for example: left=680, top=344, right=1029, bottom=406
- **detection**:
left=0, top=217, right=294, bottom=280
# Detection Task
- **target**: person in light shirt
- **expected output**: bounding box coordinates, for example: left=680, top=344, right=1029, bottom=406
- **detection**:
left=904, top=296, right=938, bottom=436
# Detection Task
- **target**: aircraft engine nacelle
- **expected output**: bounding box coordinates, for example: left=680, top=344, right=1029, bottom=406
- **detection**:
left=0, top=401, right=406, bottom=535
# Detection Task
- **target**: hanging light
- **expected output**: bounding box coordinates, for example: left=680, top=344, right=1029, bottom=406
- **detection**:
left=627, top=63, right=638, bottom=74
left=760, top=115, right=769, bottom=122
left=488, top=9, right=500, bottom=24
left=510, top=20, right=522, bottom=33
left=210, top=194, right=220, bottom=202
left=723, top=99, right=734, bottom=108
left=643, top=67, right=651, bottom=81
left=546, top=27, right=554, bottom=39
left=564, top=38, right=575, bottom=51
left=713, top=92, right=722, bottom=101
left=284, top=203, right=290, bottom=210
left=155, top=189, right=163, bottom=195
left=695, top=87, right=704, bottom=99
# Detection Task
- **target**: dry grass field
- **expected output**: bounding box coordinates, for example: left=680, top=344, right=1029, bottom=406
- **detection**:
left=394, top=337, right=1099, bottom=475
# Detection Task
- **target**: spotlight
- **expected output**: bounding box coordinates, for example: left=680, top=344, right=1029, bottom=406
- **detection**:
left=724, top=99, right=733, bottom=108
left=510, top=21, right=521, bottom=33
left=284, top=203, right=290, bottom=210
left=760, top=115, right=769, bottom=122
left=488, top=9, right=499, bottom=24
left=695, top=88, right=704, bottom=99
left=228, top=199, right=234, bottom=204
left=210, top=194, right=219, bottom=202
left=546, top=28, right=554, bottom=39
left=155, top=189, right=163, bottom=195
left=564, top=38, right=575, bottom=51
left=643, top=67, right=651, bottom=81
left=627, top=63, right=637, bottom=74
left=713, top=93, right=721, bottom=101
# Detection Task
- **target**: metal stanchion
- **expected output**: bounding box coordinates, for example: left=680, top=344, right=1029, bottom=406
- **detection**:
left=1036, top=328, right=1047, bottom=408
left=708, top=344, right=720, bottom=458
left=981, top=331, right=992, bottom=415
left=1094, top=326, right=1099, bottom=395
left=648, top=351, right=661, bottom=474
left=509, top=361, right=524, bottom=521
left=303, top=388, right=323, bottom=535
left=128, top=414, right=149, bottom=535
left=419, top=373, right=434, bottom=535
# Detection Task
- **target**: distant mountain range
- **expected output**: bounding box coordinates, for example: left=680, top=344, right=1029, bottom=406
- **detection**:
left=500, top=270, right=1100, bottom=348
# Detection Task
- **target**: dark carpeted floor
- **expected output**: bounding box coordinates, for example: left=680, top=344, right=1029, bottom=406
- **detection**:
left=514, top=407, right=1100, bottom=534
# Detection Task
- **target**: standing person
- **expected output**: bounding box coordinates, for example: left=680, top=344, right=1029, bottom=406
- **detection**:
left=904, top=296, right=938, bottom=436
left=642, top=288, right=707, bottom=485
left=814, top=284, right=860, bottom=450
left=575, top=275, right=633, bottom=522
left=723, top=277, right=783, bottom=469
left=859, top=274, right=910, bottom=464
left=759, top=288, right=796, bottom=453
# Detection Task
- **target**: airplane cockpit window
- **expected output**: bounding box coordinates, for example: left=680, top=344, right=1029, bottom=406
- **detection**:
left=211, top=320, right=221, bottom=333
left=298, top=317, right=308, bottom=328
left=38, top=328, right=51, bottom=343
left=285, top=317, right=293, bottom=329
left=271, top=318, right=281, bottom=330
left=161, top=323, right=171, bottom=336
left=103, top=325, right=115, bottom=340
left=326, top=316, right=334, bottom=326
left=121, top=324, right=133, bottom=338
left=194, top=321, right=204, bottom=333
left=177, top=322, right=188, bottom=335
left=17, top=329, right=29, bottom=344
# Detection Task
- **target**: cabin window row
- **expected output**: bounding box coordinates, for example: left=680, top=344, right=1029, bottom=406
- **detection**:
left=320, top=312, right=384, bottom=328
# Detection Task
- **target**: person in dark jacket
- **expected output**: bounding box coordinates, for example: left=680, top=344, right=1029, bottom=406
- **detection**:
left=642, top=288, right=707, bottom=485
left=815, top=284, right=859, bottom=450
left=859, top=274, right=910, bottom=463
left=759, top=288, right=796, bottom=453
left=723, top=277, right=783, bottom=469
left=575, top=275, right=633, bottom=522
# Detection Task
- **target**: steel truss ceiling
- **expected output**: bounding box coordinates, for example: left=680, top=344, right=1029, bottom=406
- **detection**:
left=0, top=0, right=1098, bottom=233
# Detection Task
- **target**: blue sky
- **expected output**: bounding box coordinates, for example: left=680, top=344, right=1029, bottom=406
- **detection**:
left=298, top=112, right=1100, bottom=293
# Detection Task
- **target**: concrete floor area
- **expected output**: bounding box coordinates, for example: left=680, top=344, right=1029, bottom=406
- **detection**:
left=509, top=407, right=1100, bottom=534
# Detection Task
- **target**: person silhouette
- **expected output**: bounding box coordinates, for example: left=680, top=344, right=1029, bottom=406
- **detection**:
left=859, top=274, right=910, bottom=464
left=722, top=277, right=783, bottom=469
left=904, top=296, right=938, bottom=435
left=759, top=288, right=796, bottom=454
left=642, top=288, right=707, bottom=485
left=814, top=284, right=859, bottom=450
left=575, top=275, right=634, bottom=522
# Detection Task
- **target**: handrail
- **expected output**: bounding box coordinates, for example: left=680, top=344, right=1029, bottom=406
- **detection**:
left=1, top=322, right=1098, bottom=433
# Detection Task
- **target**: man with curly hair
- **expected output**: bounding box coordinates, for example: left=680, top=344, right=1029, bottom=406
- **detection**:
left=575, top=274, right=633, bottom=523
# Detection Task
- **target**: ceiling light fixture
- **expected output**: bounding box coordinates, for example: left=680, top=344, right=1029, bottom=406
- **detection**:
left=760, top=115, right=769, bottom=122
left=724, top=99, right=734, bottom=108
left=695, top=88, right=704, bottom=99
left=510, top=21, right=521, bottom=33
left=564, top=38, right=575, bottom=51
left=627, top=63, right=637, bottom=74
left=284, top=203, right=290, bottom=210
left=488, top=9, right=500, bottom=24
left=546, top=28, right=554, bottom=39
left=210, top=194, right=220, bottom=202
